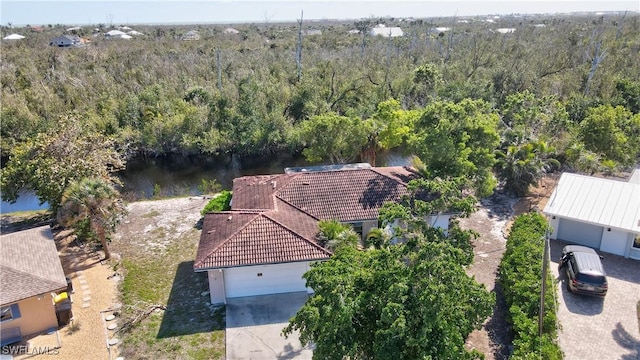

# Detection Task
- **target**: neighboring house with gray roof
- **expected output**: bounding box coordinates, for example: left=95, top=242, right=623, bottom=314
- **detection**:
left=49, top=34, right=81, bottom=47
left=1, top=226, right=68, bottom=346
left=195, top=164, right=450, bottom=304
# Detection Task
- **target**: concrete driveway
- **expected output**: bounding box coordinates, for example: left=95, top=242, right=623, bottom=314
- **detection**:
left=226, top=292, right=313, bottom=359
left=550, top=240, right=640, bottom=360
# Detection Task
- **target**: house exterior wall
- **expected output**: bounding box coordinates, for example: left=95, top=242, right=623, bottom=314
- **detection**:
left=207, top=270, right=226, bottom=305
left=362, top=220, right=377, bottom=240
left=2, top=294, right=58, bottom=339
left=549, top=216, right=638, bottom=259
left=426, top=215, right=451, bottom=232
left=222, top=261, right=312, bottom=299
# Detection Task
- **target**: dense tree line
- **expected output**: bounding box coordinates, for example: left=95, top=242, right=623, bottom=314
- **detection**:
left=2, top=13, right=640, bottom=206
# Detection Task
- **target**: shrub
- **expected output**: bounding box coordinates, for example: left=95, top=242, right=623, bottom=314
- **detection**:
left=499, top=213, right=562, bottom=359
left=201, top=191, right=232, bottom=215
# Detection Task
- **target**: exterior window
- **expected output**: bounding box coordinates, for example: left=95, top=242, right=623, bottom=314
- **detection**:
left=351, top=222, right=363, bottom=237
left=1, top=306, right=13, bottom=322
left=1, top=304, right=21, bottom=322
left=634, top=235, right=640, bottom=249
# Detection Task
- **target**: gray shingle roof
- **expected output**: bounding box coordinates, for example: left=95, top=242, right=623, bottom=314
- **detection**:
left=1, top=226, right=67, bottom=304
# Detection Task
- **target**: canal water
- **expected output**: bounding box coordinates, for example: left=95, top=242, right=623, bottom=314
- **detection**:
left=1, top=150, right=412, bottom=214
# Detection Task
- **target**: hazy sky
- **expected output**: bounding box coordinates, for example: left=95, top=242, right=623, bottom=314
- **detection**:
left=1, top=1, right=638, bottom=26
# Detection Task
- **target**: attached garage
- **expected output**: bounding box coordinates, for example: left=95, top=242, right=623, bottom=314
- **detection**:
left=556, top=218, right=603, bottom=249
left=544, top=172, right=640, bottom=259
left=223, top=262, right=312, bottom=299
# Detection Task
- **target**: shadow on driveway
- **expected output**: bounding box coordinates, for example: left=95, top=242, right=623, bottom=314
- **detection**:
left=612, top=322, right=640, bottom=360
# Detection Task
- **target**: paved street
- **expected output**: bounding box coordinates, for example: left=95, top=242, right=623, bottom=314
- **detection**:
left=550, top=240, right=640, bottom=360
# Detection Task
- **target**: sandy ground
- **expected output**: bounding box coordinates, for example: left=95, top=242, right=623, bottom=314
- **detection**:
left=462, top=175, right=560, bottom=359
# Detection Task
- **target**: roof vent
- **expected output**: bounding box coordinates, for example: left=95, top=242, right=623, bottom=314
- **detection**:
left=302, top=181, right=310, bottom=185
left=227, top=216, right=232, bottom=221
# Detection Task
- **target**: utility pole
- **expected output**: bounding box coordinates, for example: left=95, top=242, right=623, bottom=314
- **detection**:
left=539, top=234, right=549, bottom=337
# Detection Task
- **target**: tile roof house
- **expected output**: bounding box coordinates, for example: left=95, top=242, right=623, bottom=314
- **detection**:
left=544, top=171, right=640, bottom=260
left=195, top=165, right=451, bottom=304
left=1, top=226, right=68, bottom=346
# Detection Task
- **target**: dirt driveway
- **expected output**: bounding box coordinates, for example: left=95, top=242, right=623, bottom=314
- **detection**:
left=550, top=240, right=640, bottom=360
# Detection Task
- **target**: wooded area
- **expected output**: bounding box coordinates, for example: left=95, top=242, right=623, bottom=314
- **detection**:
left=1, top=12, right=639, bottom=205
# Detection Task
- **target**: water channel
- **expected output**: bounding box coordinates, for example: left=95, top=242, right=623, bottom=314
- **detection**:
left=1, top=150, right=412, bottom=214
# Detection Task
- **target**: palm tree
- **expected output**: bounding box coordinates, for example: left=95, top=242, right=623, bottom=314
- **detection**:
left=317, top=220, right=359, bottom=251
left=57, top=178, right=126, bottom=260
left=495, top=140, right=560, bottom=197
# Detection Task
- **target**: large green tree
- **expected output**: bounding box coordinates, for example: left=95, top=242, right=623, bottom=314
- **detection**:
left=284, top=178, right=492, bottom=359
left=578, top=104, right=640, bottom=167
left=57, top=178, right=127, bottom=260
left=297, top=113, right=369, bottom=164
left=1, top=115, right=125, bottom=211
left=283, top=229, right=492, bottom=360
left=409, top=99, right=501, bottom=198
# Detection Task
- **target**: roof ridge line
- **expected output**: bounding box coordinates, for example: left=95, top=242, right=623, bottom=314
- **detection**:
left=273, top=196, right=322, bottom=221
left=262, top=213, right=331, bottom=256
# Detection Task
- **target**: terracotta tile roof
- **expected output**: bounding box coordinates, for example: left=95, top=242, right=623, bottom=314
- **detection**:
left=1, top=226, right=67, bottom=304
left=195, top=166, right=418, bottom=269
left=231, top=174, right=294, bottom=210
left=276, top=167, right=417, bottom=222
left=194, top=208, right=329, bottom=270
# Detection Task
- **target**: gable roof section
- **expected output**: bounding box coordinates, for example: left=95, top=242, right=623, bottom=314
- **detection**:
left=543, top=173, right=640, bottom=234
left=194, top=209, right=329, bottom=270
left=1, top=226, right=67, bottom=304
left=276, top=167, right=416, bottom=222
left=195, top=166, right=418, bottom=270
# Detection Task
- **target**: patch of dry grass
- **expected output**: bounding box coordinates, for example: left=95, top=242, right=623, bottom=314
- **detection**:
left=113, top=197, right=224, bottom=360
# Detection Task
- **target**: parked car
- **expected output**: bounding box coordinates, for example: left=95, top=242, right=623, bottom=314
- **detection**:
left=559, top=245, right=607, bottom=297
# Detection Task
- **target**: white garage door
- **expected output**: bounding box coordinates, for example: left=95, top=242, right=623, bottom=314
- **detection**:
left=224, top=262, right=310, bottom=298
left=557, top=218, right=603, bottom=249
left=599, top=228, right=629, bottom=256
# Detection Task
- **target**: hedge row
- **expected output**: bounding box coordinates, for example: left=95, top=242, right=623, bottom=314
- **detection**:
left=499, top=213, right=562, bottom=359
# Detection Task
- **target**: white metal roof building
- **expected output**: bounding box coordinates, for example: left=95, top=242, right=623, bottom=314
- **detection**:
left=369, top=24, right=404, bottom=37
left=544, top=172, right=640, bottom=259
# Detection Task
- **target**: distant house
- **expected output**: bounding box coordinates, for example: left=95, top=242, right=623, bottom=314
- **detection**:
left=105, top=29, right=132, bottom=39
left=194, top=164, right=452, bottom=304
left=3, top=33, right=25, bottom=40
left=544, top=171, right=640, bottom=260
left=223, top=27, right=239, bottom=35
left=496, top=28, right=516, bottom=34
left=1, top=226, right=68, bottom=346
left=49, top=35, right=81, bottom=47
left=181, top=30, right=200, bottom=41
left=348, top=29, right=361, bottom=35
left=369, top=24, right=404, bottom=37
left=303, top=29, right=322, bottom=36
